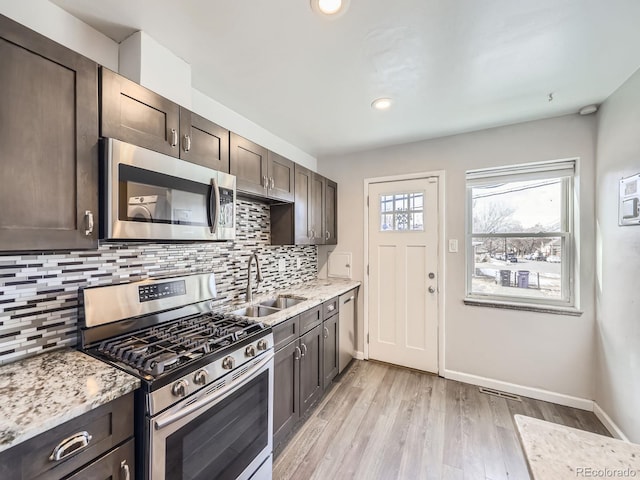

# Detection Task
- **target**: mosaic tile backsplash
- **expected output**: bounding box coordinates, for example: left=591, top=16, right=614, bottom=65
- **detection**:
left=0, top=199, right=317, bottom=365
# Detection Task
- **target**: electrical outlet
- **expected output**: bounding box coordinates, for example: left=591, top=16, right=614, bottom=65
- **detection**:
left=278, top=258, right=286, bottom=272
left=296, top=258, right=301, bottom=269
left=448, top=239, right=458, bottom=253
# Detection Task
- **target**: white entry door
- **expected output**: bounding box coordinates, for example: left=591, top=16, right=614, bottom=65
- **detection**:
left=367, top=177, right=439, bottom=373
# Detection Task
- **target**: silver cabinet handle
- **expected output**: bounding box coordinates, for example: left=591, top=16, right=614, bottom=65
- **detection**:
left=326, top=230, right=330, bottom=240
left=263, top=175, right=268, bottom=191
left=183, top=134, right=192, bottom=152
left=294, top=346, right=302, bottom=360
left=428, top=286, right=436, bottom=293
left=310, top=229, right=316, bottom=239
left=308, top=230, right=313, bottom=239
left=343, top=295, right=354, bottom=304
left=300, top=343, right=307, bottom=357
left=84, top=210, right=94, bottom=236
left=327, top=304, right=335, bottom=312
left=49, top=431, right=92, bottom=462
left=170, top=128, right=178, bottom=147
left=270, top=177, right=275, bottom=189
left=120, top=460, right=131, bottom=480
left=323, top=326, right=329, bottom=339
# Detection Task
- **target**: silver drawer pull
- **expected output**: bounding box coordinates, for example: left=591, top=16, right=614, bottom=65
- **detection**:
left=323, top=326, right=329, bottom=339
left=327, top=304, right=335, bottom=312
left=120, top=460, right=131, bottom=480
left=49, top=431, right=92, bottom=462
left=84, top=210, right=94, bottom=236
left=294, top=346, right=302, bottom=360
left=170, top=128, right=178, bottom=147
left=300, top=342, right=307, bottom=357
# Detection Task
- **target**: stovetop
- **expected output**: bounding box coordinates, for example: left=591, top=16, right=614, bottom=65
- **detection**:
left=89, top=312, right=268, bottom=384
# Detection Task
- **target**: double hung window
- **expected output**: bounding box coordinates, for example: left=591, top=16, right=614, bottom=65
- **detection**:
left=466, top=159, right=575, bottom=306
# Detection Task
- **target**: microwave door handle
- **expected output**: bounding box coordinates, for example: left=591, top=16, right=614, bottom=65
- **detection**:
left=209, top=177, right=220, bottom=235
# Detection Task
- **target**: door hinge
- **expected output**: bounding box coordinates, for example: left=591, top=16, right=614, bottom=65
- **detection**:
left=367, top=333, right=369, bottom=344
left=366, top=196, right=369, bottom=207
left=366, top=265, right=369, bottom=275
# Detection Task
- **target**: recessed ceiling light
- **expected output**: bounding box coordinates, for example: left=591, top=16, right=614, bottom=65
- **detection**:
left=579, top=104, right=598, bottom=115
left=371, top=98, right=393, bottom=110
left=310, top=0, right=350, bottom=17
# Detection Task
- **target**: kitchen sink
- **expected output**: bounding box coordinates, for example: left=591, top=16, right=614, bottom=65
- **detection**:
left=258, top=296, right=307, bottom=309
left=231, top=305, right=281, bottom=318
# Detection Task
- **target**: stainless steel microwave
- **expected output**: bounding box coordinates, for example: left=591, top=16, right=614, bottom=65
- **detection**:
left=100, top=138, right=236, bottom=241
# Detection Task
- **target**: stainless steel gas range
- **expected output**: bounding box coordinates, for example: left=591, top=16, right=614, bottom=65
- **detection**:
left=79, top=273, right=273, bottom=480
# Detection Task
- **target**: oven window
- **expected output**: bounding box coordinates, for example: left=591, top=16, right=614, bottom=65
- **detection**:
left=118, top=164, right=211, bottom=226
left=165, top=371, right=269, bottom=480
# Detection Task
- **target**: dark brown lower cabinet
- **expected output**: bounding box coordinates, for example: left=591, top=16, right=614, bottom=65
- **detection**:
left=299, top=325, right=323, bottom=416
left=0, top=392, right=135, bottom=480
left=322, top=313, right=339, bottom=390
left=273, top=339, right=300, bottom=448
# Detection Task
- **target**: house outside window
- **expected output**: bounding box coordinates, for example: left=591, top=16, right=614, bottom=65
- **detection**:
left=465, top=159, right=576, bottom=307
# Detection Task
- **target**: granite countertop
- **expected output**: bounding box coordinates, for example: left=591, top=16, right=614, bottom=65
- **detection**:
left=0, top=348, right=140, bottom=453
left=515, top=414, right=640, bottom=479
left=227, top=278, right=361, bottom=326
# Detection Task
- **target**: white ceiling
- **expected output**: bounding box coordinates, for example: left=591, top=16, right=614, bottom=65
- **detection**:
left=51, top=0, right=640, bottom=157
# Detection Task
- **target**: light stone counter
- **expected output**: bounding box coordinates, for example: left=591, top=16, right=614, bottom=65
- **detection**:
left=0, top=348, right=139, bottom=453
left=515, top=414, right=640, bottom=479
left=227, top=278, right=361, bottom=326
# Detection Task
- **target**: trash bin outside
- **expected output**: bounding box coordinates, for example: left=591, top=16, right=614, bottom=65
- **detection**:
left=517, top=270, right=529, bottom=288
left=500, top=270, right=511, bottom=287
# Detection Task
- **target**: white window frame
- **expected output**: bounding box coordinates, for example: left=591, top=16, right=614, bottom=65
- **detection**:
left=465, top=159, right=576, bottom=308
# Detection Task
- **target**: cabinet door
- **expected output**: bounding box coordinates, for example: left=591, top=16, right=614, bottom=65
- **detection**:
left=267, top=151, right=295, bottom=202
left=230, top=133, right=268, bottom=196
left=101, top=67, right=180, bottom=157
left=273, top=340, right=300, bottom=449
left=65, top=438, right=134, bottom=480
left=325, top=179, right=338, bottom=245
left=0, top=15, right=98, bottom=251
left=179, top=108, right=229, bottom=172
left=299, top=325, right=323, bottom=416
left=310, top=173, right=326, bottom=245
left=322, top=314, right=339, bottom=390
left=294, top=165, right=313, bottom=244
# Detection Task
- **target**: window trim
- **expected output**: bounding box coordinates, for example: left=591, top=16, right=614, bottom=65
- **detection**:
left=465, top=160, right=576, bottom=308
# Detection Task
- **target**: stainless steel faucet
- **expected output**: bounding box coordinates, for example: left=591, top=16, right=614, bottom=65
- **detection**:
left=246, top=252, right=263, bottom=302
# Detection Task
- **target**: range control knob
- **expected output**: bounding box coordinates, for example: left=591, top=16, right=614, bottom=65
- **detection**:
left=245, top=345, right=256, bottom=357
left=222, top=356, right=235, bottom=370
left=257, top=339, right=268, bottom=351
left=172, top=380, right=189, bottom=398
left=193, top=369, right=209, bottom=386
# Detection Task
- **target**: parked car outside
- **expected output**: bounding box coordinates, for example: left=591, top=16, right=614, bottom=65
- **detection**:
left=546, top=255, right=561, bottom=263
left=507, top=254, right=518, bottom=263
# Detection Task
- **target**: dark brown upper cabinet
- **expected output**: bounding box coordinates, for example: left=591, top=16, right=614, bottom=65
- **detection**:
left=267, top=151, right=295, bottom=202
left=324, top=179, right=338, bottom=245
left=293, top=165, right=314, bottom=244
left=230, top=133, right=269, bottom=196
left=179, top=108, right=229, bottom=172
left=100, top=67, right=180, bottom=157
left=230, top=133, right=295, bottom=202
left=0, top=14, right=99, bottom=252
left=100, top=68, right=230, bottom=172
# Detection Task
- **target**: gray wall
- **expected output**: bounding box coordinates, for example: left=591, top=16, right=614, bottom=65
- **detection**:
left=595, top=67, right=640, bottom=442
left=319, top=114, right=597, bottom=401
left=0, top=199, right=317, bottom=365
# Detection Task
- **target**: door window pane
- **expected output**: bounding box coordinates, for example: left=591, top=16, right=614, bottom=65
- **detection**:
left=379, top=192, right=424, bottom=231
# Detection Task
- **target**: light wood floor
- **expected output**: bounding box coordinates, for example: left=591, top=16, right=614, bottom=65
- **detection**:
left=273, top=360, right=609, bottom=480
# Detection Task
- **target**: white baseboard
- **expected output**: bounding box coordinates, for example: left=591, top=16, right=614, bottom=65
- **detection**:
left=443, top=369, right=594, bottom=411
left=593, top=402, right=629, bottom=441
left=354, top=350, right=364, bottom=360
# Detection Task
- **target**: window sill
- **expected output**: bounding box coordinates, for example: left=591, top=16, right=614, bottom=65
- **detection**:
left=463, top=298, right=583, bottom=316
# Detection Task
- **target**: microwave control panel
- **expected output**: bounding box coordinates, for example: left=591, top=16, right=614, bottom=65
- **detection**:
left=619, top=174, right=640, bottom=226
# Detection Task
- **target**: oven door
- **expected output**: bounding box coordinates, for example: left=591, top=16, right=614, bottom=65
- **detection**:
left=149, top=352, right=274, bottom=480
left=103, top=137, right=233, bottom=241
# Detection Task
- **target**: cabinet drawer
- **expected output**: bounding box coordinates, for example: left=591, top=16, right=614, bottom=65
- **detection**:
left=323, top=297, right=339, bottom=319
left=299, top=306, right=322, bottom=334
left=0, top=392, right=134, bottom=480
left=273, top=316, right=299, bottom=351
left=66, top=437, right=135, bottom=480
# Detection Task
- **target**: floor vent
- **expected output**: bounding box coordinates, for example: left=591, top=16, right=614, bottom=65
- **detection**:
left=479, top=387, right=522, bottom=401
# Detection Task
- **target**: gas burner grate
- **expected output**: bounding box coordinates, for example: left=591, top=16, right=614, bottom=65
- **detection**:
left=96, top=312, right=265, bottom=377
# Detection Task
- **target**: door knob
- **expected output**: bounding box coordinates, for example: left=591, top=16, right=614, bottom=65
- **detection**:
left=428, top=286, right=436, bottom=294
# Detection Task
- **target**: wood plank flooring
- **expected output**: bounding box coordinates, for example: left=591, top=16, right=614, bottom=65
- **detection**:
left=273, top=360, right=610, bottom=480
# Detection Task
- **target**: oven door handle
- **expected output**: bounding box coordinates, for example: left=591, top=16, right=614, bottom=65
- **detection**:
left=209, top=177, right=220, bottom=235
left=154, top=351, right=273, bottom=431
